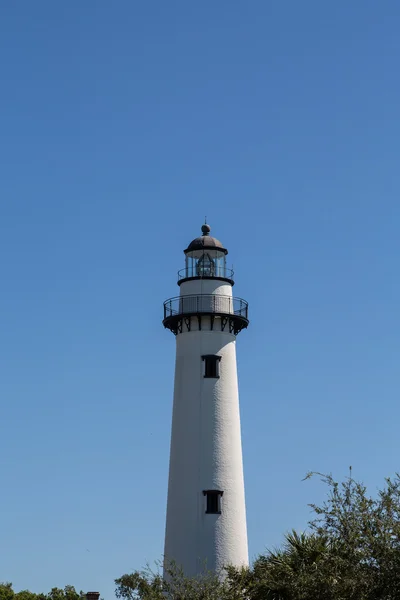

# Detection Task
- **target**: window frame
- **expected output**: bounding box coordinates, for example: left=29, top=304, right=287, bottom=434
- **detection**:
left=203, top=490, right=224, bottom=514
left=202, top=355, right=221, bottom=379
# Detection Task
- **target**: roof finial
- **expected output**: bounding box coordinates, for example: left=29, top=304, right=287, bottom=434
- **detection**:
left=201, top=221, right=211, bottom=236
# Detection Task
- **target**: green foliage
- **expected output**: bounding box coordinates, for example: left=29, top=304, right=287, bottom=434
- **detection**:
left=15, top=592, right=47, bottom=600
left=46, top=587, right=81, bottom=600
left=114, top=561, right=249, bottom=600
left=244, top=471, right=400, bottom=600
left=0, top=583, right=15, bottom=600
left=0, top=585, right=79, bottom=600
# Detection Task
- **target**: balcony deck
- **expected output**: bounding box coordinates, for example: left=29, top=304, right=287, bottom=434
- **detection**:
left=163, top=294, right=249, bottom=335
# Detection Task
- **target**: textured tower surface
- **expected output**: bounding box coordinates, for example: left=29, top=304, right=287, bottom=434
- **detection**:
left=162, top=226, right=249, bottom=577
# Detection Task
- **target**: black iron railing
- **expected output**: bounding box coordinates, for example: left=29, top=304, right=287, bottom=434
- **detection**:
left=177, top=266, right=234, bottom=281
left=163, top=294, right=248, bottom=320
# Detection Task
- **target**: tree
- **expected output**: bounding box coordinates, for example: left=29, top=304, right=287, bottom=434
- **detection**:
left=46, top=587, right=81, bottom=600
left=239, top=530, right=334, bottom=600
left=306, top=471, right=400, bottom=599
left=242, top=471, right=400, bottom=600
left=0, top=583, right=14, bottom=600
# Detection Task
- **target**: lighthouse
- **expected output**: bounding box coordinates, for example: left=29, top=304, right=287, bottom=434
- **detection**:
left=162, top=223, right=249, bottom=577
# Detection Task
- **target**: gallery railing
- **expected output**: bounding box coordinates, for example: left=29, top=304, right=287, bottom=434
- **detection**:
left=163, top=294, right=248, bottom=320
left=177, top=266, right=234, bottom=281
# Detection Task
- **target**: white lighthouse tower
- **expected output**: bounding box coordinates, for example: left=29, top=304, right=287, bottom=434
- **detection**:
left=162, top=223, right=249, bottom=577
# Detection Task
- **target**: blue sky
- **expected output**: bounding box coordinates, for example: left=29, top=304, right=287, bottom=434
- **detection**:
left=1, top=0, right=400, bottom=597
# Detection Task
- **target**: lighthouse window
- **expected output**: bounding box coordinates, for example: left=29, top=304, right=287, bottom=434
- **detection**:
left=203, top=490, right=223, bottom=514
left=202, top=355, right=221, bottom=378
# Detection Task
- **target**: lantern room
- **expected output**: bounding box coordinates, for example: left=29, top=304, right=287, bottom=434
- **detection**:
left=178, top=224, right=234, bottom=285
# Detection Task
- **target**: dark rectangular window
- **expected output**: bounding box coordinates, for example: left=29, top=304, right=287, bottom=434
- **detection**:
left=203, top=490, right=223, bottom=514
left=202, top=355, right=221, bottom=378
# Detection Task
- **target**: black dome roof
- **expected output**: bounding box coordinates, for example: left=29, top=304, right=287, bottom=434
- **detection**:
left=184, top=224, right=228, bottom=255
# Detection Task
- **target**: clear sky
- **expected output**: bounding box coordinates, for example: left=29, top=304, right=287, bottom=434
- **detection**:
left=1, top=1, right=400, bottom=598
